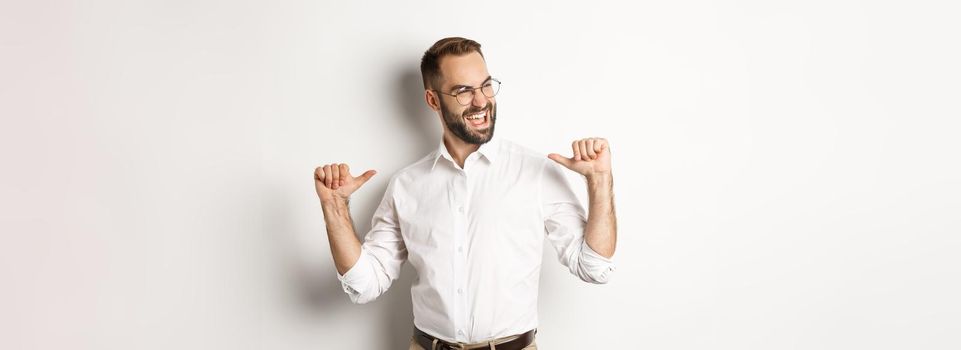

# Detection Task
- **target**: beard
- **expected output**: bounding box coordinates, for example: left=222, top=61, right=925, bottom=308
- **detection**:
left=440, top=99, right=497, bottom=145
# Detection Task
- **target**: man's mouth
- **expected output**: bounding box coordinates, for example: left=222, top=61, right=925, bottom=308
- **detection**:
left=464, top=109, right=489, bottom=129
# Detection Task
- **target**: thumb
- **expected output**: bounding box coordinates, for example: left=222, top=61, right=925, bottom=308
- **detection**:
left=548, top=153, right=574, bottom=169
left=355, top=170, right=377, bottom=185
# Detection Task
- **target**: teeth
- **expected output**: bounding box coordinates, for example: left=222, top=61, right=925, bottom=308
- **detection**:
left=466, top=112, right=485, bottom=120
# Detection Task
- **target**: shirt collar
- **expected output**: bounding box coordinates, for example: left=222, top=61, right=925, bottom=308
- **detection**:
left=430, top=136, right=500, bottom=171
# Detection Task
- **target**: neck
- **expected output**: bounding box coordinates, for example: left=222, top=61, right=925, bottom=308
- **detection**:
left=442, top=132, right=481, bottom=169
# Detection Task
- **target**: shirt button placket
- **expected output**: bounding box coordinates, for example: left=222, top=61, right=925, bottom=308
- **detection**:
left=453, top=171, right=469, bottom=342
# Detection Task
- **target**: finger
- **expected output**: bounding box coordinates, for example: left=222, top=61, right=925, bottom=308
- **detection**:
left=356, top=169, right=377, bottom=186
left=339, top=164, right=349, bottom=187
left=572, top=141, right=581, bottom=161
left=331, top=163, right=341, bottom=189
left=594, top=138, right=607, bottom=153
left=323, top=165, right=333, bottom=188
left=548, top=153, right=574, bottom=169
left=586, top=139, right=597, bottom=160
left=314, top=167, right=325, bottom=182
left=578, top=140, right=590, bottom=161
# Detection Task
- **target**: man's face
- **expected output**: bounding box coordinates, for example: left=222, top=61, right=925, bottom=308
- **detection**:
left=435, top=52, right=497, bottom=145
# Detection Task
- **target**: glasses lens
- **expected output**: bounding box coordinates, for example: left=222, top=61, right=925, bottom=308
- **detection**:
left=455, top=90, right=473, bottom=105
left=482, top=80, right=500, bottom=98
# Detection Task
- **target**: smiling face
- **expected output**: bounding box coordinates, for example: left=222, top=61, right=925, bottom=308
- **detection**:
left=428, top=52, right=497, bottom=145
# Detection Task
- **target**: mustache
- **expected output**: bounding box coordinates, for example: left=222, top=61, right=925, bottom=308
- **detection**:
left=462, top=103, right=493, bottom=117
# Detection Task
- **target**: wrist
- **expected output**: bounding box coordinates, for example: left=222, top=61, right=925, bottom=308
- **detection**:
left=321, top=195, right=350, bottom=208
left=586, top=171, right=612, bottom=183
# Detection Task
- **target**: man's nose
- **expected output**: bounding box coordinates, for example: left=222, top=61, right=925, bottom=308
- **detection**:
left=471, top=89, right=489, bottom=108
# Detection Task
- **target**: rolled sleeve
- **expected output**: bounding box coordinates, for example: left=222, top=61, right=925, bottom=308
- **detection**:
left=540, top=160, right=616, bottom=284
left=577, top=240, right=616, bottom=284
left=336, top=250, right=373, bottom=300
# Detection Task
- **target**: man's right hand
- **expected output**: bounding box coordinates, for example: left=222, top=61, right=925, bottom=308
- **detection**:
left=314, top=163, right=377, bottom=203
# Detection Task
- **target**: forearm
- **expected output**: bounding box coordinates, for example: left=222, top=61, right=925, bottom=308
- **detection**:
left=584, top=172, right=617, bottom=258
left=320, top=197, right=363, bottom=275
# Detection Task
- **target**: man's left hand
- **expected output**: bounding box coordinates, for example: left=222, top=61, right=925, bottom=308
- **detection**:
left=548, top=137, right=612, bottom=178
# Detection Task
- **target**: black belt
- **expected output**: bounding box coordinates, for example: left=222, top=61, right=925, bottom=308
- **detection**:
left=414, top=328, right=536, bottom=350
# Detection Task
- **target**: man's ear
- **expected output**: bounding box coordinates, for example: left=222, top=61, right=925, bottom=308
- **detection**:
left=424, top=89, right=441, bottom=112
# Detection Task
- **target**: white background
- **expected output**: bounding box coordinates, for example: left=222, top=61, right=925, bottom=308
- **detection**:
left=2, top=1, right=959, bottom=349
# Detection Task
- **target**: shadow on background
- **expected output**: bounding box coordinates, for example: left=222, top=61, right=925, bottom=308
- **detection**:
left=272, top=64, right=435, bottom=350
left=378, top=64, right=437, bottom=349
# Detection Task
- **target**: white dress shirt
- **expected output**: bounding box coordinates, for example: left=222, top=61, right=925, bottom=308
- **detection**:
left=336, top=136, right=616, bottom=343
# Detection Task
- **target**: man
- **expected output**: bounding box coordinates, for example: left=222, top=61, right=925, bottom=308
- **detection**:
left=313, top=37, right=617, bottom=350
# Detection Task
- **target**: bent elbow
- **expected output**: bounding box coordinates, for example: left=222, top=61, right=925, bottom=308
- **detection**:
left=343, top=284, right=382, bottom=304
left=576, top=263, right=615, bottom=284
left=347, top=292, right=378, bottom=304
left=567, top=241, right=616, bottom=284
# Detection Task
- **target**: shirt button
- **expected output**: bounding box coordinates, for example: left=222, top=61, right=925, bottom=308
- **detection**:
left=458, top=246, right=464, bottom=253
left=457, top=329, right=464, bottom=335
left=457, top=288, right=463, bottom=294
left=457, top=206, right=464, bottom=213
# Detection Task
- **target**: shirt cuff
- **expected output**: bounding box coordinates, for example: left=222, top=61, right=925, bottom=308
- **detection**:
left=580, top=240, right=616, bottom=282
left=336, top=250, right=371, bottom=295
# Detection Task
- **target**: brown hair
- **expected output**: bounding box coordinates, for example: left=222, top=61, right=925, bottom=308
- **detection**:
left=420, top=37, right=484, bottom=90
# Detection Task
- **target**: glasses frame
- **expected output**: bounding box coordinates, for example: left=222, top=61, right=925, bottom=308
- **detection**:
left=431, top=78, right=501, bottom=106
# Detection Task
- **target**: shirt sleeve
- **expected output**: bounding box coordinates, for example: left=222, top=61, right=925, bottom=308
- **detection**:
left=539, top=160, right=616, bottom=284
left=335, top=178, right=408, bottom=303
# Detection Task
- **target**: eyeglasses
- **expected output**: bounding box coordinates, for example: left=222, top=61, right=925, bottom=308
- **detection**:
left=433, top=78, right=501, bottom=106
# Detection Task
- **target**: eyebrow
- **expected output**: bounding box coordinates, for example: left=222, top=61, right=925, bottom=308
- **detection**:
left=449, top=76, right=492, bottom=92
